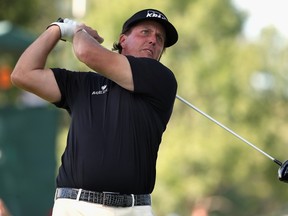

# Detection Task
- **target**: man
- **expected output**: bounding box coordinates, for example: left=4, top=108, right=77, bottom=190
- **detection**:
left=11, top=8, right=178, bottom=216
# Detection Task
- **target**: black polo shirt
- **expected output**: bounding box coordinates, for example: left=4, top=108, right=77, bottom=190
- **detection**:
left=52, top=56, right=177, bottom=194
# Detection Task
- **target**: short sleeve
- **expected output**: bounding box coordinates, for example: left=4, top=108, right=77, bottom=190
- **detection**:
left=126, top=56, right=177, bottom=111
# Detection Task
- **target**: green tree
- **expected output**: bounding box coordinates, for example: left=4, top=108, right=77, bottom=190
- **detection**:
left=0, top=0, right=70, bottom=31
left=154, top=3, right=288, bottom=216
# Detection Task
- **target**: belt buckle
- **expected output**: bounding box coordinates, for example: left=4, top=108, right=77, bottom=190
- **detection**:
left=102, top=191, right=120, bottom=206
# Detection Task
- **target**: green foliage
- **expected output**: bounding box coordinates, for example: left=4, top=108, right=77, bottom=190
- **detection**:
left=0, top=0, right=76, bottom=33
left=3, top=0, right=288, bottom=215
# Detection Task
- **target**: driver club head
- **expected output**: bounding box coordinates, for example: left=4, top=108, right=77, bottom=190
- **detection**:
left=278, top=160, right=288, bottom=183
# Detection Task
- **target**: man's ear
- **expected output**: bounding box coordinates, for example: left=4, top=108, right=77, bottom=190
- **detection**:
left=119, top=34, right=127, bottom=48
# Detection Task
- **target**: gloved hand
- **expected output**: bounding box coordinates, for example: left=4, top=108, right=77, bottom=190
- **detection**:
left=47, top=18, right=79, bottom=42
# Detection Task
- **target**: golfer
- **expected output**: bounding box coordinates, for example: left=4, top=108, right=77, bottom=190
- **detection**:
left=11, top=8, right=178, bottom=216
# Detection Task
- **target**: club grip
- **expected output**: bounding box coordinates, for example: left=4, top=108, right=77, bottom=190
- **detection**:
left=57, top=18, right=64, bottom=23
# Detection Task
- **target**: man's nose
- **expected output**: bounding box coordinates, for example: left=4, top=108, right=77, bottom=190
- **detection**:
left=148, top=35, right=157, bottom=45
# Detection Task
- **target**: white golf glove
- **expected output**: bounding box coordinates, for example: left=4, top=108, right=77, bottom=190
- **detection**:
left=48, top=18, right=79, bottom=42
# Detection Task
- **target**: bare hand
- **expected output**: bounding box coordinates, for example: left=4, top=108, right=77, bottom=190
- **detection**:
left=76, top=24, right=104, bottom=44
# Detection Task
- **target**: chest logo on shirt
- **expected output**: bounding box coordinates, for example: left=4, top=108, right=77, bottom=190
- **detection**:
left=91, top=85, right=108, bottom=95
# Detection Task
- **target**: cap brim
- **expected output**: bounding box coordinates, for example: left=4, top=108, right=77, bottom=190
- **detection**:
left=152, top=18, right=178, bottom=47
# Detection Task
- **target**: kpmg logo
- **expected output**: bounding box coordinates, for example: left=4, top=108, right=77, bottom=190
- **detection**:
left=146, top=10, right=167, bottom=20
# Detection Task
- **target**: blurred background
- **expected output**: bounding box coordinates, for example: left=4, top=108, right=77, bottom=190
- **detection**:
left=1, top=0, right=288, bottom=215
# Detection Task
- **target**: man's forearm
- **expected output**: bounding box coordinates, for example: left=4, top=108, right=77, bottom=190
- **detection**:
left=14, top=26, right=61, bottom=73
left=11, top=25, right=62, bottom=102
left=73, top=27, right=134, bottom=91
left=11, top=26, right=61, bottom=89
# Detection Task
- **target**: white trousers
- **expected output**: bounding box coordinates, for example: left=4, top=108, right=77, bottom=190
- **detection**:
left=52, top=198, right=154, bottom=216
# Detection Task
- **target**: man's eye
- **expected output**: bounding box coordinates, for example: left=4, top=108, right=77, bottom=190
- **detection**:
left=141, top=30, right=149, bottom=34
left=157, top=36, right=163, bottom=43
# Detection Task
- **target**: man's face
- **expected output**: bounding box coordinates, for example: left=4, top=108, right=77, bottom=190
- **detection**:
left=120, top=20, right=166, bottom=61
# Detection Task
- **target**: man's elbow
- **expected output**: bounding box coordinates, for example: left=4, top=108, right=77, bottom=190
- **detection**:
left=74, top=45, right=91, bottom=65
left=10, top=68, right=27, bottom=89
left=10, top=69, right=21, bottom=87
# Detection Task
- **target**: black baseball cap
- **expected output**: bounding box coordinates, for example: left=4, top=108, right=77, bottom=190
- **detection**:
left=121, top=9, right=178, bottom=47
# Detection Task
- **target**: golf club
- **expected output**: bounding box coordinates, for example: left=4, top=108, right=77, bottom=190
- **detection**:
left=176, top=94, right=288, bottom=183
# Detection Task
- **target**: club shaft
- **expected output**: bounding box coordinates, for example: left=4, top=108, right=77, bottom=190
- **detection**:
left=176, top=95, right=282, bottom=166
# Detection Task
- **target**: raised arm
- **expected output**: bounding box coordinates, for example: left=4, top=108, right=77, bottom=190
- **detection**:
left=11, top=26, right=62, bottom=103
left=73, top=25, right=134, bottom=91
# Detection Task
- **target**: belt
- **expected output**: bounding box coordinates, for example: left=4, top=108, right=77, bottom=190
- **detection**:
left=55, top=188, right=151, bottom=207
